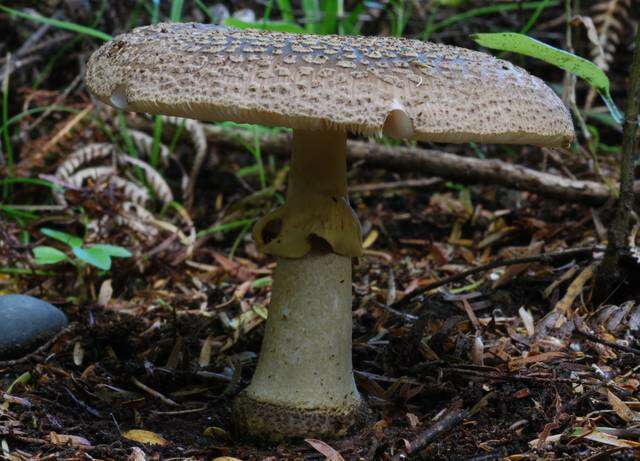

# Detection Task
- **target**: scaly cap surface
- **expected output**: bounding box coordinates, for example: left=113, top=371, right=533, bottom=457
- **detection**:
left=86, top=23, right=574, bottom=147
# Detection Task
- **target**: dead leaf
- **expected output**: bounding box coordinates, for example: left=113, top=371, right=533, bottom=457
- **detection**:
left=48, top=432, right=92, bottom=448
left=607, top=390, right=640, bottom=422
left=572, top=427, right=640, bottom=448
left=493, top=242, right=543, bottom=288
left=199, top=335, right=214, bottom=368
left=519, top=307, right=535, bottom=337
left=73, top=341, right=84, bottom=366
left=305, top=439, right=345, bottom=461
left=98, top=279, right=113, bottom=307
left=127, top=447, right=146, bottom=461
left=363, top=229, right=379, bottom=249
left=509, top=352, right=566, bottom=370
left=123, top=429, right=169, bottom=446
left=406, top=412, right=420, bottom=428
left=553, top=264, right=596, bottom=316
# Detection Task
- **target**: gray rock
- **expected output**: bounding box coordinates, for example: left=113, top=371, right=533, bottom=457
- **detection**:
left=209, top=3, right=230, bottom=24
left=0, top=294, right=68, bottom=360
left=232, top=8, right=256, bottom=23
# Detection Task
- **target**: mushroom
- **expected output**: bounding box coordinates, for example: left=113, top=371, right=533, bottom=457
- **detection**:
left=85, top=23, right=574, bottom=440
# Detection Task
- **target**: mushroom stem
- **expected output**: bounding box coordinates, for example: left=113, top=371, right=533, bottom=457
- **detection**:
left=235, top=129, right=366, bottom=440
left=253, top=130, right=362, bottom=258
left=289, top=129, right=348, bottom=201
left=234, top=249, right=366, bottom=439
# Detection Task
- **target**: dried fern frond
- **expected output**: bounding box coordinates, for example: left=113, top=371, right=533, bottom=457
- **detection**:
left=68, top=168, right=150, bottom=206
left=129, top=129, right=170, bottom=165
left=590, top=0, right=632, bottom=71
left=55, top=143, right=115, bottom=179
left=117, top=155, right=174, bottom=204
left=118, top=201, right=160, bottom=237
left=53, top=144, right=116, bottom=205
left=161, top=115, right=207, bottom=208
left=68, top=167, right=117, bottom=187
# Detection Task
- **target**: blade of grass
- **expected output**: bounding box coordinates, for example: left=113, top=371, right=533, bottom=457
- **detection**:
left=520, top=0, right=553, bottom=34
left=194, top=0, right=216, bottom=23
left=0, top=267, right=55, bottom=276
left=0, top=178, right=59, bottom=189
left=0, top=204, right=38, bottom=220
left=0, top=5, right=112, bottom=41
left=118, top=112, right=146, bottom=184
left=150, top=115, right=163, bottom=168
left=426, top=1, right=559, bottom=38
left=343, top=3, right=365, bottom=35
left=302, top=0, right=320, bottom=33
left=32, top=0, right=108, bottom=88
left=276, top=0, right=295, bottom=23
left=229, top=220, right=253, bottom=259
left=252, top=127, right=266, bottom=190
left=3, top=106, right=79, bottom=130
left=170, top=0, right=184, bottom=22
left=2, top=56, right=13, bottom=200
left=223, top=18, right=306, bottom=34
left=197, top=218, right=257, bottom=238
left=263, top=0, right=274, bottom=21
left=319, top=0, right=338, bottom=35
left=151, top=0, right=160, bottom=24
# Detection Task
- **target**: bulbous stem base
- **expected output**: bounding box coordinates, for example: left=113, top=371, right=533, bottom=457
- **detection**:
left=233, top=250, right=366, bottom=440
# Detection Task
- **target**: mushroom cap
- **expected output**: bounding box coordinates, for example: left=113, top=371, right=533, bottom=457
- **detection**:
left=86, top=23, right=574, bottom=148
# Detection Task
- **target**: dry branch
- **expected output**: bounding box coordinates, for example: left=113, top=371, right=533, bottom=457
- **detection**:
left=203, top=125, right=637, bottom=205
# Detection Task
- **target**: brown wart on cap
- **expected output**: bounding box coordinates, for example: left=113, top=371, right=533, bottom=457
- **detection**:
left=85, top=23, right=574, bottom=440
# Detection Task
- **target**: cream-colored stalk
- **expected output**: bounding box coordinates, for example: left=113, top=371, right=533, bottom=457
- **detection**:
left=234, top=130, right=366, bottom=440
left=253, top=130, right=362, bottom=258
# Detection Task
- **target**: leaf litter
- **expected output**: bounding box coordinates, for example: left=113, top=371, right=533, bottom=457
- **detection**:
left=1, top=2, right=640, bottom=460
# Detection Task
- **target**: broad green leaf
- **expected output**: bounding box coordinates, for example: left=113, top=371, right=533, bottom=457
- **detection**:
left=90, top=244, right=132, bottom=258
left=33, top=246, right=68, bottom=265
left=72, top=247, right=111, bottom=270
left=472, top=32, right=623, bottom=123
left=223, top=18, right=306, bottom=34
left=41, top=228, right=83, bottom=248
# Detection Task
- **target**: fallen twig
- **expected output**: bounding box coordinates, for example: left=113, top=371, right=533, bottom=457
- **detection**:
left=390, top=246, right=598, bottom=310
left=131, top=377, right=179, bottom=407
left=574, top=316, right=640, bottom=355
left=393, top=402, right=468, bottom=460
left=203, top=125, right=637, bottom=204
left=392, top=394, right=491, bottom=459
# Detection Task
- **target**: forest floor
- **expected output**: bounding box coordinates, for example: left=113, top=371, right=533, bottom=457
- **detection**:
left=1, top=1, right=640, bottom=460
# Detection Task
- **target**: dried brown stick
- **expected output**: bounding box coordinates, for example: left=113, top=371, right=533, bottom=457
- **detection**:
left=391, top=401, right=469, bottom=460
left=390, top=246, right=598, bottom=310
left=575, top=328, right=640, bottom=355
left=203, top=125, right=637, bottom=204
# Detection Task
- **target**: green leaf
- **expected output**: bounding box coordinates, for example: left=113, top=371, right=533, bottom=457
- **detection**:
left=33, top=246, right=68, bottom=265
left=41, top=228, right=83, bottom=248
left=472, top=32, right=623, bottom=123
left=72, top=247, right=112, bottom=270
left=0, top=5, right=112, bottom=41
left=223, top=18, right=306, bottom=34
left=90, top=244, right=132, bottom=258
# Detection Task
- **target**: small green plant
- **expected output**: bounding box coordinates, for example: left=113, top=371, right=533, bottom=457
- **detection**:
left=34, top=228, right=132, bottom=271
